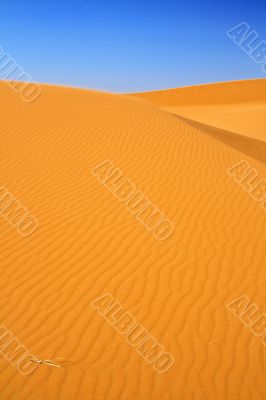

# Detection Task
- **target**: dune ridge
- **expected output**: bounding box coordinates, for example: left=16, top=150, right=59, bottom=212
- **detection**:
left=0, top=80, right=266, bottom=400
left=175, top=115, right=266, bottom=165
left=130, top=79, right=266, bottom=141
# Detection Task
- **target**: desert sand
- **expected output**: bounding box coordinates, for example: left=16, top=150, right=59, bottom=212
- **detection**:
left=0, top=79, right=265, bottom=400
left=131, top=79, right=266, bottom=141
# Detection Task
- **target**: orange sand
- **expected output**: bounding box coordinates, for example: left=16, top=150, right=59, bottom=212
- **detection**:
left=131, top=79, right=266, bottom=141
left=0, top=79, right=266, bottom=400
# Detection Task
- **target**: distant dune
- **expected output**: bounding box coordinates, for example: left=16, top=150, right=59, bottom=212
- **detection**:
left=131, top=79, right=266, bottom=141
left=0, top=80, right=265, bottom=400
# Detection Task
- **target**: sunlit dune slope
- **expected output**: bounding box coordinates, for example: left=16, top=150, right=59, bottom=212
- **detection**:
left=130, top=79, right=266, bottom=140
left=0, top=81, right=266, bottom=400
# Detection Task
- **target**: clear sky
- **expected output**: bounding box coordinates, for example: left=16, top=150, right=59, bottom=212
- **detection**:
left=1, top=0, right=265, bottom=92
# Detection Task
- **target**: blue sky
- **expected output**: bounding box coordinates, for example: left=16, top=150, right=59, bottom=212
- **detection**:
left=1, top=0, right=265, bottom=92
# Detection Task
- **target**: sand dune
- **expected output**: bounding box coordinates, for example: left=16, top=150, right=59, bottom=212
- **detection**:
left=131, top=79, right=266, bottom=141
left=177, top=116, right=266, bottom=164
left=0, top=80, right=266, bottom=400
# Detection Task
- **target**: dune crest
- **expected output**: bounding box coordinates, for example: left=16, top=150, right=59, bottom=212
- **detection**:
left=131, top=79, right=266, bottom=141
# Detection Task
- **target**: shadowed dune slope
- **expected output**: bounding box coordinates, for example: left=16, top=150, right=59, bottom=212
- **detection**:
left=176, top=115, right=266, bottom=165
left=130, top=79, right=266, bottom=140
left=0, top=81, right=266, bottom=400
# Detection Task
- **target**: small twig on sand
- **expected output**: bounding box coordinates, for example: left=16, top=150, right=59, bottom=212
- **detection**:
left=31, top=358, right=73, bottom=368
